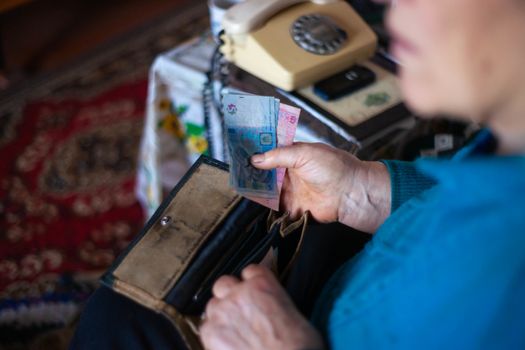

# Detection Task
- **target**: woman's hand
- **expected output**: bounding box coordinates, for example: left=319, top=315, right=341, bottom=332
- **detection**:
left=251, top=142, right=391, bottom=233
left=200, top=265, right=324, bottom=350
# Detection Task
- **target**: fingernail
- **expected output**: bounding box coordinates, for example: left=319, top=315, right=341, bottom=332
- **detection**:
left=251, top=154, right=265, bottom=164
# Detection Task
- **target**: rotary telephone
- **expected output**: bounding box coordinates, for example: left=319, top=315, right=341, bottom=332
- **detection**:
left=220, top=0, right=377, bottom=91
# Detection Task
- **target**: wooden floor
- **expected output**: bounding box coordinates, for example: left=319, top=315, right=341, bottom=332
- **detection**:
left=0, top=0, right=193, bottom=89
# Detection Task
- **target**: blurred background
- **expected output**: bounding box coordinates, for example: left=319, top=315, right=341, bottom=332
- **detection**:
left=0, top=0, right=385, bottom=90
left=0, top=0, right=190, bottom=89
left=0, top=1, right=467, bottom=349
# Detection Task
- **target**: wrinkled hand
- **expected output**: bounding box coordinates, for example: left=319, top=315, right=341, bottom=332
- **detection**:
left=200, top=265, right=324, bottom=350
left=251, top=142, right=391, bottom=233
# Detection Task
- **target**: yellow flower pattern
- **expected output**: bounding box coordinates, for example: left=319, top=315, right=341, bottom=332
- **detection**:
left=157, top=99, right=186, bottom=140
left=157, top=99, right=208, bottom=155
left=187, top=135, right=208, bottom=154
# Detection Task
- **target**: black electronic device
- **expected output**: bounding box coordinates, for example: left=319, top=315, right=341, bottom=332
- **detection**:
left=313, top=64, right=376, bottom=101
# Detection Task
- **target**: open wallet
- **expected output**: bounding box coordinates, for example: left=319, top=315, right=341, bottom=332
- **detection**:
left=100, top=156, right=309, bottom=349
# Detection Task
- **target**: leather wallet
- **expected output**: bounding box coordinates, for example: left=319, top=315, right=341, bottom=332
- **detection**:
left=100, top=156, right=308, bottom=349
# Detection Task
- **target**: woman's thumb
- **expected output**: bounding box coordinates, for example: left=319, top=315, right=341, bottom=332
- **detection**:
left=250, top=144, right=304, bottom=170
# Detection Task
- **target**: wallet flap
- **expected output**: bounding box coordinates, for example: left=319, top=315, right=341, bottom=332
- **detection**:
left=105, top=157, right=240, bottom=300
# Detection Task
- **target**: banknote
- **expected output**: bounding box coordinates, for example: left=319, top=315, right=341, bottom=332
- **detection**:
left=223, top=91, right=301, bottom=209
left=245, top=103, right=301, bottom=210
left=223, top=93, right=279, bottom=198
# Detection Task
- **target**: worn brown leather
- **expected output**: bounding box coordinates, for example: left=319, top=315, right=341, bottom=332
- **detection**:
left=102, top=157, right=309, bottom=350
left=113, top=163, right=240, bottom=300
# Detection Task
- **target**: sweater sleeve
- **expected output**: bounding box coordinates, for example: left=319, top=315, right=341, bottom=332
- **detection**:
left=380, top=160, right=437, bottom=212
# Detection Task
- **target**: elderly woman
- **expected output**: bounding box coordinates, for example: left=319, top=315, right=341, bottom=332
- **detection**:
left=71, top=0, right=525, bottom=349
left=198, top=0, right=525, bottom=348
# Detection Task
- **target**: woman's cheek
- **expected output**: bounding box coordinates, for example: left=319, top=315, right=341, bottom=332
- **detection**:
left=398, top=66, right=439, bottom=115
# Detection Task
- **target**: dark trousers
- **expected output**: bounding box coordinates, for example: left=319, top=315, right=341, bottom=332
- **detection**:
left=69, top=223, right=370, bottom=349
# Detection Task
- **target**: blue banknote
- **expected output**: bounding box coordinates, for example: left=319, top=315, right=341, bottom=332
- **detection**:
left=223, top=92, right=279, bottom=198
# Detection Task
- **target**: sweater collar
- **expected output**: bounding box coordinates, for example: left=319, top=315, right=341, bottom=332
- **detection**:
left=415, top=129, right=525, bottom=192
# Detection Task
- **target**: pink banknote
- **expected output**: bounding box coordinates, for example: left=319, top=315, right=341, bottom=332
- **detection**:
left=246, top=103, right=301, bottom=211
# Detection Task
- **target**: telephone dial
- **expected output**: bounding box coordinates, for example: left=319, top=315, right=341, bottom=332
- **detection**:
left=220, top=0, right=377, bottom=91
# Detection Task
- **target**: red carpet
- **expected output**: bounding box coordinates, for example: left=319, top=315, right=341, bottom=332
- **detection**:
left=0, top=2, right=209, bottom=346
left=0, top=78, right=147, bottom=299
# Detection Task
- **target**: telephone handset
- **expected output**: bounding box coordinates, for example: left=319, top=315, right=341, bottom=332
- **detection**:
left=220, top=0, right=377, bottom=91
left=222, top=0, right=339, bottom=34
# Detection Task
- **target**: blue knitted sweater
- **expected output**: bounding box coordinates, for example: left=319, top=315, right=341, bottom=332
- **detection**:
left=312, top=131, right=525, bottom=349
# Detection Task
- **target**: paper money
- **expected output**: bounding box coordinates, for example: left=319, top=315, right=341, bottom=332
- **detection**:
left=223, top=91, right=301, bottom=209
left=223, top=93, right=279, bottom=198
left=246, top=103, right=300, bottom=210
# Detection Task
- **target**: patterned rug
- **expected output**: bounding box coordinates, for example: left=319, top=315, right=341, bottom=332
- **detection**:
left=0, top=2, right=209, bottom=347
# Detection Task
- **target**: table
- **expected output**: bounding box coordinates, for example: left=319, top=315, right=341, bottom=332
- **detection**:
left=136, top=33, right=413, bottom=217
